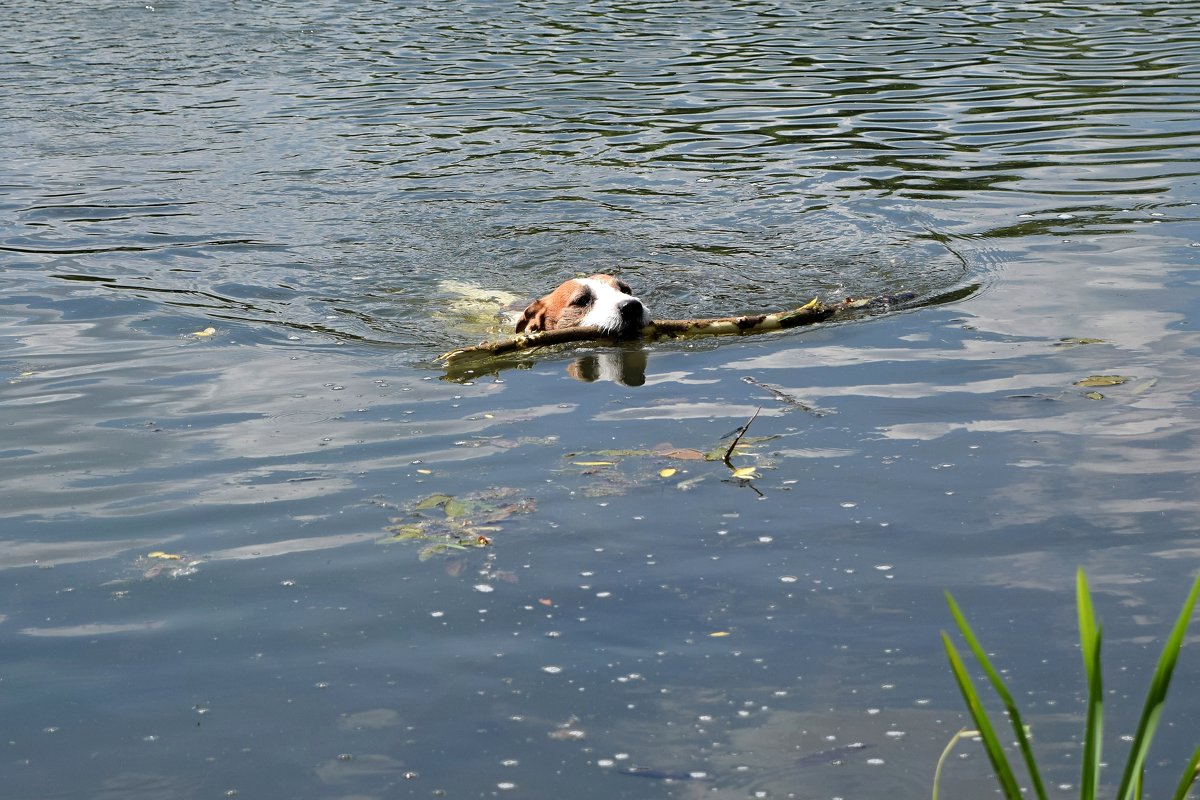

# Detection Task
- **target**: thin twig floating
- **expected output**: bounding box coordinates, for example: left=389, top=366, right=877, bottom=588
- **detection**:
left=741, top=376, right=826, bottom=416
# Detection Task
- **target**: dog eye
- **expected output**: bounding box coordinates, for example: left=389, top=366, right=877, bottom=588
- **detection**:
left=570, top=290, right=591, bottom=306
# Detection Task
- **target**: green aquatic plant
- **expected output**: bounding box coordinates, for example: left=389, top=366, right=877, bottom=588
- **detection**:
left=938, top=568, right=1200, bottom=800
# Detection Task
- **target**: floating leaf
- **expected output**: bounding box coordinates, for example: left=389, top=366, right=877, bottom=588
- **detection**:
left=731, top=467, right=758, bottom=480
left=1055, top=337, right=1105, bottom=347
left=573, top=461, right=616, bottom=467
left=1084, top=391, right=1105, bottom=400
left=709, top=631, right=731, bottom=638
left=659, top=468, right=678, bottom=478
left=416, top=468, right=432, bottom=475
left=381, top=524, right=427, bottom=543
left=414, top=494, right=452, bottom=510
left=191, top=327, right=216, bottom=337
left=1074, top=375, right=1130, bottom=387
left=147, top=551, right=182, bottom=560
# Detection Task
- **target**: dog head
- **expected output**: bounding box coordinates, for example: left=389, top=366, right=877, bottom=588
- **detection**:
left=515, top=274, right=651, bottom=337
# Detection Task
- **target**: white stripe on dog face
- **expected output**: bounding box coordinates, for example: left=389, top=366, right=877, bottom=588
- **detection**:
left=577, top=277, right=650, bottom=334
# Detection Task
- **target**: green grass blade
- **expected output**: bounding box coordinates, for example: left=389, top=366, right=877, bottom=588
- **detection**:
left=931, top=727, right=972, bottom=800
left=1115, top=572, right=1200, bottom=800
left=946, top=592, right=1048, bottom=800
left=1170, top=743, right=1200, bottom=800
left=941, top=631, right=1023, bottom=800
left=1077, top=569, right=1104, bottom=799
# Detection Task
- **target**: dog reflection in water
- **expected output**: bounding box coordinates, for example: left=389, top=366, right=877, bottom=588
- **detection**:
left=566, top=347, right=648, bottom=387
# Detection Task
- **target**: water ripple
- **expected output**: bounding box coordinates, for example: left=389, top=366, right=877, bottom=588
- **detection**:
left=1, top=0, right=1197, bottom=348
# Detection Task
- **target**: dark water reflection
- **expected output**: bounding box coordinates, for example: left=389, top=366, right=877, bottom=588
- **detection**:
left=3, top=1, right=1200, bottom=798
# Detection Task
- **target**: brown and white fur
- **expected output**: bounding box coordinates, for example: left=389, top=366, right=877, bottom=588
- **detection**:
left=515, top=274, right=651, bottom=338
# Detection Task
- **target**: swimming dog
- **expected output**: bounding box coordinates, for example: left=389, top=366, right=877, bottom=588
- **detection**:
left=515, top=274, right=651, bottom=338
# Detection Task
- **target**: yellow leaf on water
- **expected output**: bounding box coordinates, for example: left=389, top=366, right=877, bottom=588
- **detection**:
left=731, top=467, right=758, bottom=480
left=659, top=468, right=678, bottom=478
left=709, top=631, right=731, bottom=637
left=1074, top=375, right=1129, bottom=387
left=191, top=327, right=216, bottom=337
left=147, top=551, right=182, bottom=560
left=573, top=461, right=615, bottom=467
left=416, top=469, right=432, bottom=475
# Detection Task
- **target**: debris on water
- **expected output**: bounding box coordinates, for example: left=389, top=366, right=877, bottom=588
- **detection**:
left=793, top=742, right=872, bottom=766
left=617, top=766, right=713, bottom=781
left=381, top=487, right=534, bottom=556
left=135, top=551, right=204, bottom=580
left=1073, top=374, right=1130, bottom=387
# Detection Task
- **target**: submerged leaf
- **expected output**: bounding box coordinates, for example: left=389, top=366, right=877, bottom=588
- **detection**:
left=1074, top=375, right=1130, bottom=387
left=443, top=497, right=474, bottom=518
left=1084, top=391, right=1105, bottom=400
left=731, top=466, right=758, bottom=480
left=1131, top=378, right=1158, bottom=395
left=657, top=447, right=706, bottom=461
left=1055, top=337, right=1105, bottom=347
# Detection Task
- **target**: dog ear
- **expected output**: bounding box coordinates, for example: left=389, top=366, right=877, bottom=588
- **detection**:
left=516, top=299, right=548, bottom=333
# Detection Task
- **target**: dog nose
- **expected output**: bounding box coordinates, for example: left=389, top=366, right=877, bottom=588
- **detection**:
left=618, top=298, right=643, bottom=320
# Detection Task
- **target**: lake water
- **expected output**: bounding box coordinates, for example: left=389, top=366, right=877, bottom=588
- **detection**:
left=3, top=1, right=1200, bottom=798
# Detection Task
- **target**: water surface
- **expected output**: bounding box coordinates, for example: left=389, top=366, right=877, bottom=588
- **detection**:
left=3, top=1, right=1200, bottom=798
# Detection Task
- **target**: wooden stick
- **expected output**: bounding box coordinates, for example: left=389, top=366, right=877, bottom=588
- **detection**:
left=437, top=294, right=908, bottom=366
left=436, top=283, right=993, bottom=371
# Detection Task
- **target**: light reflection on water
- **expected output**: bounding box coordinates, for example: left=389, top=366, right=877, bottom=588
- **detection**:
left=3, top=0, right=1200, bottom=798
